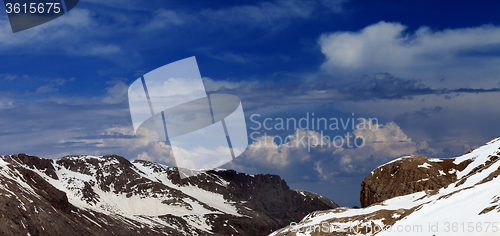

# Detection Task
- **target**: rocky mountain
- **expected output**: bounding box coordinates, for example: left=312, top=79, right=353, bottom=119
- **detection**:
left=360, top=155, right=472, bottom=208
left=271, top=138, right=500, bottom=236
left=0, top=154, right=339, bottom=236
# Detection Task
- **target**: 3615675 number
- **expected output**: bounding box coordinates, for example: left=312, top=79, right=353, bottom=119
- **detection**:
left=5, top=2, right=61, bottom=14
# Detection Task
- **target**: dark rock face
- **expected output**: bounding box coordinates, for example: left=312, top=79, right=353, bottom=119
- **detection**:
left=360, top=155, right=471, bottom=208
left=209, top=170, right=340, bottom=235
left=10, top=153, right=58, bottom=179
left=0, top=154, right=339, bottom=236
left=16, top=166, right=70, bottom=213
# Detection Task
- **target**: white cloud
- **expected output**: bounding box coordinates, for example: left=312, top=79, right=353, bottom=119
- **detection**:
left=58, top=125, right=177, bottom=165
left=319, top=0, right=348, bottom=13
left=59, top=124, right=242, bottom=170
left=143, top=9, right=185, bottom=31
left=134, top=142, right=175, bottom=165
left=243, top=129, right=332, bottom=168
left=0, top=97, right=13, bottom=109
left=0, top=9, right=134, bottom=63
left=67, top=44, right=122, bottom=56
left=143, top=0, right=328, bottom=33
left=171, top=145, right=232, bottom=170
left=0, top=0, right=344, bottom=61
left=102, top=80, right=128, bottom=104
left=0, top=74, right=18, bottom=81
left=335, top=121, right=437, bottom=173
left=237, top=121, right=436, bottom=179
left=29, top=77, right=128, bottom=105
left=334, top=91, right=500, bottom=156
left=319, top=21, right=500, bottom=88
left=202, top=77, right=258, bottom=92
left=35, top=85, right=59, bottom=94
left=200, top=51, right=257, bottom=64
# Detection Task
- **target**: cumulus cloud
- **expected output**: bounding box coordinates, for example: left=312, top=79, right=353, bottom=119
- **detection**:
left=242, top=129, right=326, bottom=168
left=229, top=120, right=436, bottom=181
left=319, top=21, right=500, bottom=88
left=335, top=121, right=437, bottom=173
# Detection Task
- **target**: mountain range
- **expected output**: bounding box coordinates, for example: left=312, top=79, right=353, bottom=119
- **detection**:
left=0, top=153, right=339, bottom=236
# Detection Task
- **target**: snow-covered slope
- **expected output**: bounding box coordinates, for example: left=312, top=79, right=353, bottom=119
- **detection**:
left=271, top=138, right=500, bottom=236
left=0, top=154, right=339, bottom=235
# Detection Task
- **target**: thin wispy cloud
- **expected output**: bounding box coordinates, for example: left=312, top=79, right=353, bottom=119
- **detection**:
left=0, top=0, right=347, bottom=60
left=203, top=73, right=500, bottom=111
left=198, top=0, right=315, bottom=31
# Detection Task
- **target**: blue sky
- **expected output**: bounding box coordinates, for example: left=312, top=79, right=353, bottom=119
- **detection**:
left=1, top=0, right=500, bottom=207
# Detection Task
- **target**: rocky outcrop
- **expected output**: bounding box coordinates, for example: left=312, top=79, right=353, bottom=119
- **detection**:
left=10, top=153, right=58, bottom=179
left=360, top=155, right=471, bottom=208
left=210, top=170, right=340, bottom=227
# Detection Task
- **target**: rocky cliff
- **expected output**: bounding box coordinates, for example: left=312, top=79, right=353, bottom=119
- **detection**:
left=360, top=155, right=472, bottom=207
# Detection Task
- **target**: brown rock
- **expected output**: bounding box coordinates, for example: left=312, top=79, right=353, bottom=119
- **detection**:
left=360, top=155, right=471, bottom=208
